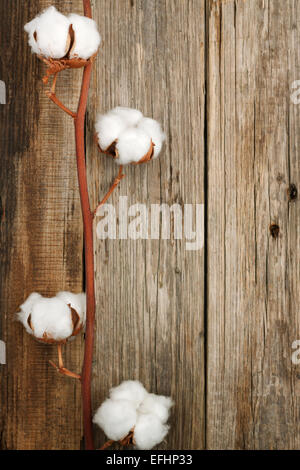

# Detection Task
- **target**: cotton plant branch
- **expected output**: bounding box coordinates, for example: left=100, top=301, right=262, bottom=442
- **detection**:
left=23, top=0, right=99, bottom=450
left=22, top=2, right=169, bottom=452
left=41, top=0, right=97, bottom=450
left=41, top=0, right=97, bottom=449
left=45, top=72, right=77, bottom=118
left=75, top=50, right=95, bottom=453
left=93, top=381, right=173, bottom=450
left=69, top=0, right=95, bottom=450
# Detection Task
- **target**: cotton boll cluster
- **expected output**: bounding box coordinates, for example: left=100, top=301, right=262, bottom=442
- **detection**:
left=24, top=6, right=101, bottom=60
left=17, top=291, right=86, bottom=343
left=93, top=380, right=173, bottom=450
left=95, top=107, right=166, bottom=165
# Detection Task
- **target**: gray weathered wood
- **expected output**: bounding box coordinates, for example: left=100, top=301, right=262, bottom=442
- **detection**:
left=207, top=0, right=300, bottom=449
left=1, top=0, right=300, bottom=450
left=0, top=0, right=84, bottom=450
left=88, top=0, right=206, bottom=450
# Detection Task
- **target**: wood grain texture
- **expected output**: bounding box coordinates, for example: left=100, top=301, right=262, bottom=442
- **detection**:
left=0, top=0, right=84, bottom=450
left=87, top=0, right=206, bottom=450
left=207, top=0, right=300, bottom=449
left=1, top=0, right=300, bottom=450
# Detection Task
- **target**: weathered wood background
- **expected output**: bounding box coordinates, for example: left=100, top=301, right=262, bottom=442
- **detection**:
left=0, top=0, right=299, bottom=450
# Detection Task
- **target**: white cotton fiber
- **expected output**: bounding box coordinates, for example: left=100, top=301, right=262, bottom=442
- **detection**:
left=93, top=380, right=173, bottom=449
left=17, top=292, right=87, bottom=341
left=68, top=14, right=101, bottom=60
left=24, top=18, right=40, bottom=55
left=93, top=399, right=137, bottom=441
left=56, top=291, right=86, bottom=323
left=95, top=113, right=127, bottom=151
left=17, top=292, right=43, bottom=334
left=24, top=6, right=71, bottom=59
left=138, top=393, right=173, bottom=424
left=110, top=107, right=143, bottom=127
left=116, top=128, right=152, bottom=164
left=110, top=380, right=148, bottom=408
left=134, top=414, right=169, bottom=450
left=95, top=108, right=165, bottom=165
left=137, top=118, right=166, bottom=158
left=30, top=297, right=73, bottom=341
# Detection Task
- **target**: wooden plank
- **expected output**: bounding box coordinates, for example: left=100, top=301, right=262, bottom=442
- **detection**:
left=0, top=0, right=84, bottom=450
left=87, top=0, right=206, bottom=450
left=207, top=0, right=300, bottom=449
left=4, top=0, right=300, bottom=451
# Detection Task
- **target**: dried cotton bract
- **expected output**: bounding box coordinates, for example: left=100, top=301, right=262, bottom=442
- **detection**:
left=93, top=380, right=173, bottom=450
left=95, top=107, right=166, bottom=165
left=24, top=6, right=101, bottom=60
left=17, top=291, right=86, bottom=343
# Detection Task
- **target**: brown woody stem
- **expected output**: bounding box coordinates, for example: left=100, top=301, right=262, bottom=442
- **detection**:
left=93, top=166, right=125, bottom=217
left=41, top=0, right=96, bottom=450
left=74, top=0, right=95, bottom=451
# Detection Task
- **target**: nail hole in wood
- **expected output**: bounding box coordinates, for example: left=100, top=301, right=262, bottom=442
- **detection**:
left=270, top=224, right=280, bottom=239
left=288, top=183, right=298, bottom=201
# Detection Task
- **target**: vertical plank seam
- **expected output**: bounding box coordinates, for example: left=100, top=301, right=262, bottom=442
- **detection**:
left=204, top=0, right=209, bottom=450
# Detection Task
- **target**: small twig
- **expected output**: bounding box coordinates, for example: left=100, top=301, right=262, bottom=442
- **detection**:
left=99, top=439, right=115, bottom=450
left=49, top=344, right=81, bottom=380
left=99, top=430, right=135, bottom=451
left=44, top=72, right=77, bottom=118
left=46, top=90, right=77, bottom=118
left=93, top=166, right=125, bottom=217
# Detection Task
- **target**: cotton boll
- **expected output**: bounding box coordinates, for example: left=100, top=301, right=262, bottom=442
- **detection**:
left=116, top=128, right=152, bottom=165
left=110, top=380, right=148, bottom=408
left=56, top=291, right=86, bottom=324
left=137, top=118, right=166, bottom=158
left=16, top=293, right=43, bottom=334
left=24, top=7, right=71, bottom=59
left=95, top=113, right=127, bottom=151
left=93, top=399, right=137, bottom=441
left=138, top=393, right=173, bottom=424
left=68, top=14, right=101, bottom=60
left=30, top=297, right=74, bottom=341
left=134, top=414, right=169, bottom=450
left=110, top=107, right=143, bottom=128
